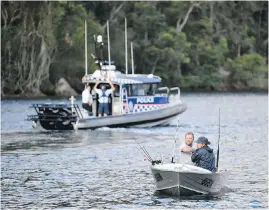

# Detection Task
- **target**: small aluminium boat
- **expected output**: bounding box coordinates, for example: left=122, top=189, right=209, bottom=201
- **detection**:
left=151, top=163, right=228, bottom=196
left=139, top=110, right=228, bottom=196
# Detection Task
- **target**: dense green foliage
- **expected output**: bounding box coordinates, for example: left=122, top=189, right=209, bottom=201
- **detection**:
left=1, top=1, right=268, bottom=96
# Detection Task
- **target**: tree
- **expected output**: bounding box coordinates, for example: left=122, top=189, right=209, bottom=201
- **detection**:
left=227, top=53, right=267, bottom=89
left=1, top=1, right=62, bottom=95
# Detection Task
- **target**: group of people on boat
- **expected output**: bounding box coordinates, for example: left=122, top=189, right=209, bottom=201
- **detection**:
left=81, top=79, right=115, bottom=117
left=180, top=132, right=217, bottom=172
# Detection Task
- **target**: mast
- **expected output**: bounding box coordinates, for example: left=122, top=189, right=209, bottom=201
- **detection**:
left=131, top=42, right=134, bottom=74
left=85, top=20, right=88, bottom=75
left=125, top=18, right=128, bottom=74
left=107, top=20, right=111, bottom=65
left=216, top=108, right=220, bottom=170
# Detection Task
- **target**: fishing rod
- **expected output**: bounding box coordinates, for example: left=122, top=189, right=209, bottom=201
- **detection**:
left=133, top=137, right=153, bottom=162
left=171, top=119, right=180, bottom=163
left=135, top=138, right=153, bottom=162
left=141, top=145, right=153, bottom=162
left=216, top=108, right=220, bottom=170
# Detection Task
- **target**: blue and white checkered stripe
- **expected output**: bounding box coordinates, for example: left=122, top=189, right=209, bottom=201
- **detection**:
left=132, top=104, right=167, bottom=113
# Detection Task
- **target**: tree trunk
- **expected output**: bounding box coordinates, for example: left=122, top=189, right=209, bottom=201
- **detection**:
left=258, top=10, right=262, bottom=38
left=177, top=60, right=182, bottom=78
left=237, top=44, right=241, bottom=57
left=176, top=4, right=195, bottom=33
left=151, top=54, right=159, bottom=75
left=210, top=2, right=214, bottom=32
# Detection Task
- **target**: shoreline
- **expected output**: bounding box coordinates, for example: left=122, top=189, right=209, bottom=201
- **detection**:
left=1, top=89, right=267, bottom=100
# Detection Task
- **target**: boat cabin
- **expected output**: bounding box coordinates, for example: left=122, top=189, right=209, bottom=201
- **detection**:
left=82, top=64, right=179, bottom=117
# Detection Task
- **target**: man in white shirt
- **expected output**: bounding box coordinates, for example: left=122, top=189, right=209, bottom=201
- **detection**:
left=82, top=85, right=93, bottom=115
left=93, top=79, right=115, bottom=117
left=179, top=132, right=196, bottom=164
left=180, top=132, right=196, bottom=153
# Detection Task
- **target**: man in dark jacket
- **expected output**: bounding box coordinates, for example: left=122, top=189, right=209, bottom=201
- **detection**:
left=191, top=136, right=217, bottom=172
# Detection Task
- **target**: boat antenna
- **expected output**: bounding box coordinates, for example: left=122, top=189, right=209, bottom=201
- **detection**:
left=107, top=20, right=111, bottom=65
left=125, top=17, right=128, bottom=74
left=216, top=108, right=220, bottom=170
left=171, top=119, right=180, bottom=163
left=131, top=42, right=134, bottom=74
left=133, top=137, right=153, bottom=163
left=85, top=20, right=88, bottom=75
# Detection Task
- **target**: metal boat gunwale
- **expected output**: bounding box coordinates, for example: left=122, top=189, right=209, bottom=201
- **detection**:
left=151, top=163, right=214, bottom=174
left=79, top=99, right=185, bottom=121
left=76, top=101, right=186, bottom=129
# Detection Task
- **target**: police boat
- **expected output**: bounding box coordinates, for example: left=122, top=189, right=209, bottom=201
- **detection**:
left=27, top=65, right=187, bottom=130
left=26, top=20, right=187, bottom=130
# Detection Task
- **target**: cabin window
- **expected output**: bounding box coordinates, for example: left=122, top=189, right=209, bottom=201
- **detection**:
left=126, top=85, right=132, bottom=96
left=148, top=84, right=158, bottom=95
left=129, top=84, right=158, bottom=96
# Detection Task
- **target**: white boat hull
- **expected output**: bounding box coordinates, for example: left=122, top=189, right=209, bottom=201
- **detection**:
left=75, top=100, right=186, bottom=129
left=151, top=163, right=228, bottom=196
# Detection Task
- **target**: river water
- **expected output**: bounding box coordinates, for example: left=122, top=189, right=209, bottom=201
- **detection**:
left=1, top=93, right=268, bottom=209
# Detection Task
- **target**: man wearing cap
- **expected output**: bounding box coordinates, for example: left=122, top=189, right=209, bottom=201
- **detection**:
left=191, top=136, right=217, bottom=172
left=93, top=79, right=115, bottom=117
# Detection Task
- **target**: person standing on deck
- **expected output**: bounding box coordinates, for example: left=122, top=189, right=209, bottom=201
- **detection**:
left=82, top=84, right=93, bottom=116
left=93, top=79, right=115, bottom=117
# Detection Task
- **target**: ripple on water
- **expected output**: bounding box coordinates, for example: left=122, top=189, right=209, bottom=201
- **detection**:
left=1, top=93, right=268, bottom=209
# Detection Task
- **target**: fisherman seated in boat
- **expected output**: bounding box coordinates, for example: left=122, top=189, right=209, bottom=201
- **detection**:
left=180, top=132, right=196, bottom=153
left=191, top=136, right=217, bottom=172
left=82, top=84, right=93, bottom=116
left=93, top=80, right=115, bottom=117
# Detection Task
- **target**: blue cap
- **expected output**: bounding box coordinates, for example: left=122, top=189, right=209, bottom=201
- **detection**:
left=196, top=136, right=210, bottom=145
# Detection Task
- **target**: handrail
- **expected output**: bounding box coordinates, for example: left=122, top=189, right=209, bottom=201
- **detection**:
left=73, top=104, right=83, bottom=119
left=169, top=87, right=181, bottom=101
left=29, top=103, right=83, bottom=119
left=156, top=87, right=169, bottom=95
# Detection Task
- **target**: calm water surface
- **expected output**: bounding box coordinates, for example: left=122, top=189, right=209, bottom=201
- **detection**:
left=1, top=93, right=268, bottom=209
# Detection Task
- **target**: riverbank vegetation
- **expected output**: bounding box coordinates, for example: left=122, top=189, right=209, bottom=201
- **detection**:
left=1, top=1, right=268, bottom=97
